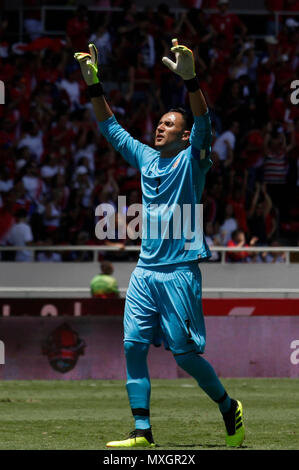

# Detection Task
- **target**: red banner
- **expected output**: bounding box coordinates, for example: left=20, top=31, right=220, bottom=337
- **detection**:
left=0, top=298, right=298, bottom=316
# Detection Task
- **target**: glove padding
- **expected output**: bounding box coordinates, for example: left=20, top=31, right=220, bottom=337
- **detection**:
left=74, top=43, right=99, bottom=86
left=162, top=38, right=195, bottom=81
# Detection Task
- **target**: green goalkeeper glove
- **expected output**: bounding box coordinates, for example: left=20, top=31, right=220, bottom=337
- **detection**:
left=74, top=43, right=100, bottom=86
left=162, top=38, right=196, bottom=81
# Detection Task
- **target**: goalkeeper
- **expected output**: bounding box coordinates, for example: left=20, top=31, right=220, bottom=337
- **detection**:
left=75, top=40, right=245, bottom=448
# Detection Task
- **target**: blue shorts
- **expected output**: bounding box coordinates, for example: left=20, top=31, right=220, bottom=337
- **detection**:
left=124, top=262, right=206, bottom=355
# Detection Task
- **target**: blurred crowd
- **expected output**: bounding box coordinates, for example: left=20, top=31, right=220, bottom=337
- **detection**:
left=0, top=0, right=299, bottom=262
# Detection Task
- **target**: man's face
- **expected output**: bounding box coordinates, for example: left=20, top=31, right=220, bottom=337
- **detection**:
left=236, top=232, right=245, bottom=244
left=154, top=112, right=189, bottom=152
left=232, top=122, right=240, bottom=135
left=218, top=2, right=229, bottom=13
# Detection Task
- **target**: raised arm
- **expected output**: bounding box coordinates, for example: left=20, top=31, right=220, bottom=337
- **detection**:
left=162, top=38, right=208, bottom=117
left=74, top=44, right=154, bottom=170
left=162, top=39, right=212, bottom=171
left=74, top=44, right=113, bottom=122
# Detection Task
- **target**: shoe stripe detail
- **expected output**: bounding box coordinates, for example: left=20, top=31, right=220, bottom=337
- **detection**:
left=236, top=422, right=243, bottom=430
left=236, top=417, right=242, bottom=425
left=236, top=410, right=241, bottom=418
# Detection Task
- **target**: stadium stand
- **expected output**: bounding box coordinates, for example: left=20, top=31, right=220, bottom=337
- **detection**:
left=0, top=0, right=298, bottom=263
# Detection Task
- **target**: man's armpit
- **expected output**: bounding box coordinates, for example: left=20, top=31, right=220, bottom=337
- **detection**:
left=191, top=146, right=213, bottom=172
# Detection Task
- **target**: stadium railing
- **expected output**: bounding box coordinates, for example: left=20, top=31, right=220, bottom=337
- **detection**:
left=0, top=244, right=299, bottom=264
left=1, top=286, right=299, bottom=298
left=1, top=245, right=299, bottom=298
left=9, top=6, right=299, bottom=41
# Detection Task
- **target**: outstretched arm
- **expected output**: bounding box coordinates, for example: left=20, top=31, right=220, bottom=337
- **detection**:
left=74, top=44, right=113, bottom=122
left=74, top=44, right=154, bottom=170
left=162, top=38, right=211, bottom=170
left=162, top=38, right=208, bottom=117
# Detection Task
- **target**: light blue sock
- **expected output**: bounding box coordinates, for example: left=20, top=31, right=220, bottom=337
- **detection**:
left=124, top=341, right=151, bottom=429
left=174, top=351, right=231, bottom=414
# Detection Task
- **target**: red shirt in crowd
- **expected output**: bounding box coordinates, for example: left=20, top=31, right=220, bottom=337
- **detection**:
left=211, top=12, right=243, bottom=46
left=265, top=0, right=285, bottom=11
left=285, top=0, right=299, bottom=11
left=226, top=239, right=249, bottom=262
left=228, top=198, right=248, bottom=233
left=66, top=17, right=89, bottom=51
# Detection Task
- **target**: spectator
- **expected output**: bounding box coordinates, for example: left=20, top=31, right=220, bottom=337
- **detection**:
left=0, top=167, right=13, bottom=193
left=204, top=221, right=221, bottom=261
left=5, top=208, right=34, bottom=261
left=66, top=5, right=89, bottom=51
left=40, top=153, right=59, bottom=184
left=227, top=169, right=249, bottom=234
left=23, top=0, right=43, bottom=41
left=247, top=182, right=273, bottom=245
left=125, top=53, right=152, bottom=105
left=211, top=0, right=247, bottom=50
left=89, top=20, right=112, bottom=67
left=43, top=190, right=63, bottom=237
left=18, top=121, right=44, bottom=163
left=263, top=122, right=295, bottom=219
left=59, top=70, right=81, bottom=111
left=263, top=239, right=286, bottom=263
left=0, top=1, right=298, bottom=258
left=22, top=161, right=46, bottom=204
left=240, top=126, right=265, bottom=188
left=70, top=231, right=93, bottom=262
left=219, top=203, right=238, bottom=245
left=90, top=261, right=120, bottom=298
left=226, top=229, right=258, bottom=263
left=212, top=121, right=239, bottom=167
left=136, top=13, right=156, bottom=69
left=264, top=0, right=285, bottom=36
left=36, top=238, right=62, bottom=262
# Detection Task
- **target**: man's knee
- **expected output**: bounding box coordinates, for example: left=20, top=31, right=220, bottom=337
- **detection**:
left=124, top=341, right=149, bottom=358
left=173, top=349, right=198, bottom=368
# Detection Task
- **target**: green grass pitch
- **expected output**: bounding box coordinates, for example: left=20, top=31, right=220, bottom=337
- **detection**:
left=0, top=378, right=298, bottom=450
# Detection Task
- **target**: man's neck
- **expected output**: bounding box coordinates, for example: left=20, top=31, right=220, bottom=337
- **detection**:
left=159, top=150, right=177, bottom=159
left=159, top=144, right=187, bottom=159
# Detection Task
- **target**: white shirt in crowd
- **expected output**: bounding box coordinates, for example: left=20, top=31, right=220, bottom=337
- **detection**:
left=89, top=31, right=111, bottom=65
left=220, top=218, right=238, bottom=245
left=40, top=165, right=58, bottom=179
left=6, top=222, right=33, bottom=261
left=60, top=79, right=80, bottom=110
left=205, top=235, right=220, bottom=261
left=18, top=133, right=44, bottom=162
left=22, top=175, right=46, bottom=201
left=74, top=143, right=96, bottom=173
left=37, top=252, right=62, bottom=262
left=212, top=130, right=236, bottom=161
left=0, top=179, right=13, bottom=192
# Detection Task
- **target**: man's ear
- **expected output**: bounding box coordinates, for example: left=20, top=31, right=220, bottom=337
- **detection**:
left=182, top=130, right=190, bottom=142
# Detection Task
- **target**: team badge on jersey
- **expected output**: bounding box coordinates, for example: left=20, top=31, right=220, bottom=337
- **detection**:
left=172, top=157, right=181, bottom=169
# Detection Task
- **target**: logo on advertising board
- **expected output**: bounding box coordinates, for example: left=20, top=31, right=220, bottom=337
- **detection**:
left=42, top=323, right=86, bottom=373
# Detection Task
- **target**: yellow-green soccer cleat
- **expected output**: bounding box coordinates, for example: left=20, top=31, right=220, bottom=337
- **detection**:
left=106, top=428, right=156, bottom=448
left=222, top=399, right=245, bottom=447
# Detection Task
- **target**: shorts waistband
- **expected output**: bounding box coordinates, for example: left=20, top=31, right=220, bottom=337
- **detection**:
left=135, top=260, right=199, bottom=273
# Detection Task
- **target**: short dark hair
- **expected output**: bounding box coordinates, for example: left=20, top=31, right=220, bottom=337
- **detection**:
left=15, top=208, right=28, bottom=219
left=100, top=261, right=114, bottom=275
left=168, top=107, right=192, bottom=131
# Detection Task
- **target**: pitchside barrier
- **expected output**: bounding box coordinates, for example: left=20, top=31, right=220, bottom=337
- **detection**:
left=0, top=246, right=298, bottom=380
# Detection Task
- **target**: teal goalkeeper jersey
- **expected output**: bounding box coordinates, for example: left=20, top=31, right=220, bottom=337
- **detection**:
left=98, top=111, right=213, bottom=267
